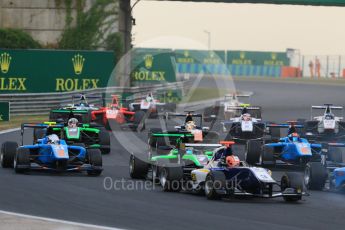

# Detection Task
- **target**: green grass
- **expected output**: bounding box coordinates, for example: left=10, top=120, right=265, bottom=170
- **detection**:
left=0, top=115, right=48, bottom=131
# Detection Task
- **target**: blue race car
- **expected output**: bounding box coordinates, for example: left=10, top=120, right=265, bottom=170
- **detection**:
left=245, top=122, right=322, bottom=166
left=304, top=143, right=345, bottom=191
left=0, top=123, right=102, bottom=175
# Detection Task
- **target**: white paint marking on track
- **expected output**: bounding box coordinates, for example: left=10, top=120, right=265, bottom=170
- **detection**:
left=0, top=210, right=125, bottom=230
left=0, top=127, right=20, bottom=135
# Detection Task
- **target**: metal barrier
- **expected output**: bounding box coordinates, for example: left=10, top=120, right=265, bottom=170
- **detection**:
left=0, top=81, right=189, bottom=116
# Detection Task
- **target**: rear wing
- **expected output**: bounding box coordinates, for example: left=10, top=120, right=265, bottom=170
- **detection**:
left=184, top=143, right=222, bottom=148
left=224, top=105, right=261, bottom=110
left=266, top=124, right=304, bottom=128
left=20, top=123, right=64, bottom=145
left=224, top=105, right=261, bottom=119
left=165, top=112, right=203, bottom=127
left=165, top=112, right=203, bottom=118
left=49, top=109, right=91, bottom=124
left=311, top=104, right=344, bottom=120
left=311, top=105, right=343, bottom=110
left=71, top=94, right=103, bottom=106
left=267, top=123, right=304, bottom=136
left=21, top=123, right=64, bottom=130
left=149, top=132, right=194, bottom=149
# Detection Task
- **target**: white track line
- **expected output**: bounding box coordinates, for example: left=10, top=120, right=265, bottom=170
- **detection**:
left=0, top=127, right=20, bottom=135
left=0, top=210, right=124, bottom=230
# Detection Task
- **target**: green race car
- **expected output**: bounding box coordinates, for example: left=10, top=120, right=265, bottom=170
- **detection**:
left=34, top=121, right=110, bottom=154
left=129, top=131, right=222, bottom=180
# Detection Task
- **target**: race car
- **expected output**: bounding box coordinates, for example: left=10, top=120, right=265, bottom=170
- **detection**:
left=34, top=120, right=110, bottom=154
left=50, top=94, right=146, bottom=131
left=49, top=94, right=104, bottom=125
left=220, top=105, right=269, bottom=142
left=304, top=143, right=345, bottom=191
left=157, top=142, right=306, bottom=202
left=245, top=122, right=322, bottom=166
left=300, top=104, right=345, bottom=141
left=164, top=111, right=220, bottom=143
left=129, top=92, right=176, bottom=118
left=0, top=124, right=102, bottom=175
left=91, top=95, right=146, bottom=131
left=129, top=132, right=219, bottom=180
left=203, top=92, right=253, bottom=121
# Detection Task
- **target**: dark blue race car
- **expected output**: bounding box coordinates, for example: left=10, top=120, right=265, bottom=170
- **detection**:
left=245, top=122, right=322, bottom=166
left=305, top=143, right=345, bottom=191
left=0, top=123, right=102, bottom=176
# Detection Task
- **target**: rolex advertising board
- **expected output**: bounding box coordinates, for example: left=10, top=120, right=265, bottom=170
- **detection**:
left=227, top=51, right=289, bottom=66
left=0, top=49, right=115, bottom=93
left=175, top=50, right=226, bottom=74
left=130, top=48, right=177, bottom=85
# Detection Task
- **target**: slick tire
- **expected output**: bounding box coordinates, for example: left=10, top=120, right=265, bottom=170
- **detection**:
left=1, top=141, right=18, bottom=168
left=14, top=148, right=30, bottom=174
left=87, top=149, right=102, bottom=176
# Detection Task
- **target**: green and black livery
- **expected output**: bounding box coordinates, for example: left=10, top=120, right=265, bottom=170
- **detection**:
left=34, top=122, right=110, bottom=154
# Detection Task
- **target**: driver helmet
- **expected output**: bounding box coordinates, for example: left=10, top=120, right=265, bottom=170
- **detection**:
left=47, top=134, right=60, bottom=144
left=242, top=113, right=251, bottom=121
left=292, top=132, right=299, bottom=137
left=226, top=155, right=240, bottom=167
left=325, top=114, right=335, bottom=120
left=289, top=132, right=300, bottom=141
left=186, top=147, right=193, bottom=155
left=186, top=121, right=196, bottom=131
left=68, top=118, right=78, bottom=128
left=146, top=93, right=153, bottom=102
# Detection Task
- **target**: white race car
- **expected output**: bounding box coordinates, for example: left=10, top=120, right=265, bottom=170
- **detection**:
left=302, top=104, right=345, bottom=141
left=129, top=93, right=176, bottom=118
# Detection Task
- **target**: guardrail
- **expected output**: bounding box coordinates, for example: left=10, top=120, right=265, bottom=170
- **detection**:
left=0, top=81, right=190, bottom=116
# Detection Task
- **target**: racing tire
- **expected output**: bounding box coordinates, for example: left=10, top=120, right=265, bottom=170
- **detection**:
left=152, top=159, right=170, bottom=183
left=1, top=141, right=18, bottom=168
left=261, top=146, right=275, bottom=166
left=14, top=148, right=30, bottom=174
left=245, top=140, right=262, bottom=165
left=304, top=162, right=327, bottom=190
left=281, top=172, right=304, bottom=202
left=99, top=129, right=111, bottom=154
left=133, top=111, right=146, bottom=132
left=159, top=165, right=183, bottom=192
left=204, top=171, right=226, bottom=200
left=87, top=149, right=102, bottom=176
left=269, top=127, right=280, bottom=142
left=328, top=147, right=343, bottom=163
left=129, top=154, right=149, bottom=179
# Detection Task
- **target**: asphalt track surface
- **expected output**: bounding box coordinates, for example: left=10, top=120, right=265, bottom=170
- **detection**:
left=1, top=78, right=345, bottom=230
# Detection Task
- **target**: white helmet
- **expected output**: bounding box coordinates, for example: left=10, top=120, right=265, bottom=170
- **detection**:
left=68, top=118, right=78, bottom=128
left=47, top=134, right=60, bottom=144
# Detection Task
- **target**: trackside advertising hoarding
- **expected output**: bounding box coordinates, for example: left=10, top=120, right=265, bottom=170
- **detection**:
left=130, top=48, right=177, bottom=85
left=0, top=49, right=115, bottom=93
left=227, top=51, right=289, bottom=66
